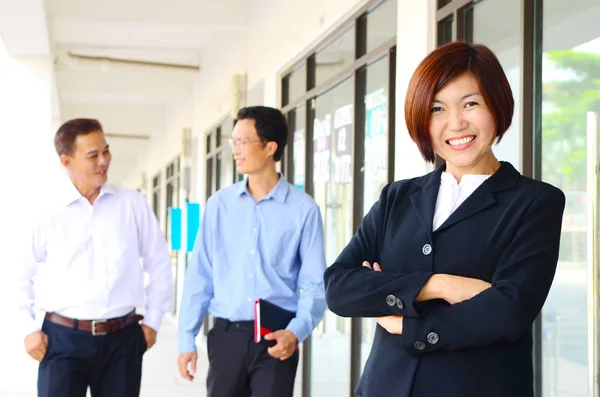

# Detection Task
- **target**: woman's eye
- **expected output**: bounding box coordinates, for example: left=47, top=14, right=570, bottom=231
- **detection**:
left=430, top=107, right=443, bottom=113
left=465, top=101, right=478, bottom=108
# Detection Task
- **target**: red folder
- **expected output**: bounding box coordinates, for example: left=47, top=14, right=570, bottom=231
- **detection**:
left=254, top=299, right=296, bottom=343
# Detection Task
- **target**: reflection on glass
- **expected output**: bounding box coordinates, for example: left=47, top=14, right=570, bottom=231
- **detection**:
left=289, top=104, right=306, bottom=397
left=219, top=119, right=235, bottom=189
left=218, top=150, right=234, bottom=189
left=540, top=2, right=600, bottom=393
left=472, top=0, right=523, bottom=171
left=437, top=16, right=453, bottom=46
left=311, top=78, right=354, bottom=397
left=316, top=26, right=356, bottom=86
left=291, top=105, right=307, bottom=191
left=438, top=0, right=451, bottom=9
left=360, top=56, right=390, bottom=371
left=287, top=65, right=307, bottom=106
left=366, top=0, right=397, bottom=53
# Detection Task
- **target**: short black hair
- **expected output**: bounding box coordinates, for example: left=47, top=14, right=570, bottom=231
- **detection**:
left=55, top=118, right=104, bottom=156
left=236, top=106, right=288, bottom=162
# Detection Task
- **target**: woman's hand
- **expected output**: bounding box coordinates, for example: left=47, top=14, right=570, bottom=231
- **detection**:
left=362, top=260, right=490, bottom=306
left=436, top=274, right=491, bottom=305
left=376, top=315, right=404, bottom=334
left=362, top=261, right=382, bottom=271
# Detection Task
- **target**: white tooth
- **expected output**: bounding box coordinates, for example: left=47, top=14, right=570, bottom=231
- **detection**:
left=449, top=136, right=473, bottom=146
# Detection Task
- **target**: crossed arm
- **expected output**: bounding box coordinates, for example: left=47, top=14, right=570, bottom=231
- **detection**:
left=324, top=184, right=565, bottom=355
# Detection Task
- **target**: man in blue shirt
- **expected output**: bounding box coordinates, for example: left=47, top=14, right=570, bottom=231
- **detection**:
left=177, top=106, right=326, bottom=397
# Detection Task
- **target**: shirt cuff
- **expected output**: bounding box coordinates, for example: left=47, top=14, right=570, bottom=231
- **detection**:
left=142, top=309, right=163, bottom=333
left=179, top=331, right=198, bottom=354
left=286, top=318, right=309, bottom=344
left=21, top=320, right=41, bottom=341
left=19, top=311, right=40, bottom=340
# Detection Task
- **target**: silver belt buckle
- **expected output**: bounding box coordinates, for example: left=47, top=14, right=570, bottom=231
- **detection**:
left=92, top=319, right=107, bottom=336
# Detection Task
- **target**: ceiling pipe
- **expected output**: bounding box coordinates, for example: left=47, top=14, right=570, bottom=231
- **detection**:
left=67, top=51, right=200, bottom=71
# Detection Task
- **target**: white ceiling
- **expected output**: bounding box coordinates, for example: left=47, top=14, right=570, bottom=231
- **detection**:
left=39, top=0, right=249, bottom=184
left=0, top=0, right=50, bottom=55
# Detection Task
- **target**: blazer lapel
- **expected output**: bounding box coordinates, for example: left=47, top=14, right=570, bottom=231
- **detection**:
left=434, top=162, right=520, bottom=233
left=434, top=183, right=496, bottom=233
left=410, top=167, right=443, bottom=239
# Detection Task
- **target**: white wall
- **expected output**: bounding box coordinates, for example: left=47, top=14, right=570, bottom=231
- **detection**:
left=0, top=47, right=61, bottom=238
left=0, top=38, right=61, bottom=378
left=394, top=0, right=436, bottom=180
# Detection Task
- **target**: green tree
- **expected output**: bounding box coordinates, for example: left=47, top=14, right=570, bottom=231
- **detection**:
left=542, top=50, right=600, bottom=190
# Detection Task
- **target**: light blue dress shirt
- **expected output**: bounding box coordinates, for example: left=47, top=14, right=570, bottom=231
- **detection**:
left=179, top=174, right=326, bottom=353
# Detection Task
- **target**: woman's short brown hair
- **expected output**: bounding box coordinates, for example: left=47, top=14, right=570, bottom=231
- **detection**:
left=404, top=41, right=514, bottom=163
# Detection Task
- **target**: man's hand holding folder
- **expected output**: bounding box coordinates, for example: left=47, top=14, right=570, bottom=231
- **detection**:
left=264, top=330, right=298, bottom=360
left=254, top=299, right=299, bottom=361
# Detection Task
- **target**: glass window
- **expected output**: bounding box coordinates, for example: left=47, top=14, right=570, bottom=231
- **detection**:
left=152, top=174, right=161, bottom=218
left=206, top=158, right=215, bottom=199
left=470, top=0, right=522, bottom=171
left=311, top=77, right=354, bottom=397
left=540, top=1, right=600, bottom=395
left=366, top=0, right=397, bottom=52
left=290, top=105, right=307, bottom=190
left=437, top=15, right=453, bottom=46
left=218, top=118, right=235, bottom=189
left=360, top=56, right=390, bottom=371
left=285, top=65, right=307, bottom=106
left=316, top=26, right=356, bottom=86
left=438, top=0, right=451, bottom=9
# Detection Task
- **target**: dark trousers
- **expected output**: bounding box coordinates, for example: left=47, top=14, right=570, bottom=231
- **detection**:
left=37, top=318, right=147, bottom=397
left=207, top=318, right=299, bottom=397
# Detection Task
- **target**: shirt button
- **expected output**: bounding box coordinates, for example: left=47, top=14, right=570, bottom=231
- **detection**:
left=386, top=294, right=396, bottom=307
left=427, top=332, right=439, bottom=344
left=247, top=298, right=252, bottom=302
left=250, top=250, right=255, bottom=255
left=253, top=228, right=257, bottom=233
left=414, top=341, right=426, bottom=351
left=422, top=244, right=432, bottom=255
left=249, top=274, right=254, bottom=278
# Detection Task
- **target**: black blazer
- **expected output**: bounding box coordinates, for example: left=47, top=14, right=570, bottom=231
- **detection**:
left=324, top=162, right=565, bottom=397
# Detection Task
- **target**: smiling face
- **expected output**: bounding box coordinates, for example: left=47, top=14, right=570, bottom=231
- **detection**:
left=429, top=73, right=499, bottom=176
left=60, top=130, right=111, bottom=190
left=230, top=118, right=277, bottom=176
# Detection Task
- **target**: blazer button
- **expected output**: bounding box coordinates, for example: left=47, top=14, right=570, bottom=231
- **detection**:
left=427, top=332, right=439, bottom=344
left=414, top=341, right=426, bottom=351
left=422, top=244, right=432, bottom=255
left=386, top=294, right=396, bottom=307
left=396, top=298, right=404, bottom=310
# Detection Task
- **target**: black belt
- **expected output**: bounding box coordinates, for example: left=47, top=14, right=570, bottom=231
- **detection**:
left=214, top=317, right=254, bottom=331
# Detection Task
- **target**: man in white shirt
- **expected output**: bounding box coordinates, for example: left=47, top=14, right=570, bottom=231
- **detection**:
left=16, top=118, right=173, bottom=397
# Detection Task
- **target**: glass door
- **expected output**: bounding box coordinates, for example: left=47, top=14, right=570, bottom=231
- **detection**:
left=311, top=77, right=354, bottom=397
left=540, top=1, right=600, bottom=395
left=587, top=111, right=600, bottom=396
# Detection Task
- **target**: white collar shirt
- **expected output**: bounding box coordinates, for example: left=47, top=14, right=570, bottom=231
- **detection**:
left=433, top=172, right=492, bottom=232
left=16, top=181, right=173, bottom=337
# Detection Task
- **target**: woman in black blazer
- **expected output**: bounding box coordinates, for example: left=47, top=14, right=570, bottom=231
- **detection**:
left=324, top=41, right=566, bottom=397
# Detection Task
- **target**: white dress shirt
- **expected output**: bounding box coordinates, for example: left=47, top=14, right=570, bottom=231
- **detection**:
left=16, top=182, right=173, bottom=337
left=433, top=172, right=492, bottom=231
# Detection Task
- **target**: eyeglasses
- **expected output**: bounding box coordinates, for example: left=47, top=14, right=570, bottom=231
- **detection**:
left=227, top=138, right=263, bottom=150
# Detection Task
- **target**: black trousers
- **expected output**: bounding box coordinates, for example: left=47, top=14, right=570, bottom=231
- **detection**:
left=207, top=318, right=299, bottom=397
left=37, top=318, right=147, bottom=397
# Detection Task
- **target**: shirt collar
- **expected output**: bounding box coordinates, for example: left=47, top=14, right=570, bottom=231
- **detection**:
left=237, top=173, right=289, bottom=203
left=441, top=172, right=492, bottom=186
left=64, top=181, right=116, bottom=207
